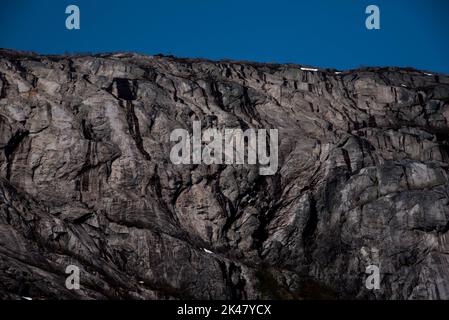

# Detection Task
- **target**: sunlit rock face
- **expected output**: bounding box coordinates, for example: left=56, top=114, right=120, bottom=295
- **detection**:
left=1, top=49, right=449, bottom=300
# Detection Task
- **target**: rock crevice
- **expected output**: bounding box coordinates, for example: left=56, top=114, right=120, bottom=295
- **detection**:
left=0, top=49, right=449, bottom=299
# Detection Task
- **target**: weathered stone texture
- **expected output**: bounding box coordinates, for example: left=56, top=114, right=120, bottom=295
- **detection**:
left=1, top=49, right=449, bottom=299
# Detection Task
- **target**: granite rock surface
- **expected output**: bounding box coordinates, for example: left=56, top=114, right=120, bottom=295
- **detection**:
left=1, top=49, right=449, bottom=299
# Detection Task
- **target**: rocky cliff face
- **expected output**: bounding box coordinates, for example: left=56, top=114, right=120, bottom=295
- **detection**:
left=1, top=49, right=449, bottom=299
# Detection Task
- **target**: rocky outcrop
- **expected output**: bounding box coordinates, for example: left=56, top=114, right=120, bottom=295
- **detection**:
left=1, top=49, right=449, bottom=299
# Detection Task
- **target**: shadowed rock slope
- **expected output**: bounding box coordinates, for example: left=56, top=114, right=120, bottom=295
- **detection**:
left=1, top=49, right=449, bottom=299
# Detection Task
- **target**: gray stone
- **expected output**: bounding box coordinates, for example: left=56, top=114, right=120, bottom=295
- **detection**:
left=0, top=49, right=449, bottom=299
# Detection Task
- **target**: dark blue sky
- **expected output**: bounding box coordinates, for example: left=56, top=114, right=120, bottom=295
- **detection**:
left=1, top=0, right=448, bottom=73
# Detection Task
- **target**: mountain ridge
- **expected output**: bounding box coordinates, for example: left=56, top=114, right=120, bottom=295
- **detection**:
left=1, top=49, right=449, bottom=299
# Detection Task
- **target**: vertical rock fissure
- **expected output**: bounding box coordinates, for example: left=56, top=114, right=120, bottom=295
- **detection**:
left=302, top=194, right=318, bottom=262
left=0, top=73, right=7, bottom=99
left=5, top=130, right=28, bottom=181
left=124, top=101, right=151, bottom=161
